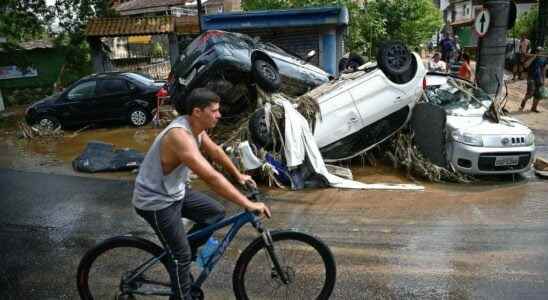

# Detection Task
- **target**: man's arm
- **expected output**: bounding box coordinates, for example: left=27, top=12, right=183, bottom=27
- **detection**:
left=201, top=133, right=253, bottom=185
left=164, top=129, right=270, bottom=217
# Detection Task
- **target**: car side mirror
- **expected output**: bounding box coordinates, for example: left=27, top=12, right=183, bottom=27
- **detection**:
left=306, top=50, right=317, bottom=62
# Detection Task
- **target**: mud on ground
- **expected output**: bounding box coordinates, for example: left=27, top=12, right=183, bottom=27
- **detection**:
left=0, top=75, right=546, bottom=184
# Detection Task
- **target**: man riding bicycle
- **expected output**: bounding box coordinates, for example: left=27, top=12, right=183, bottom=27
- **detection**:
left=133, top=87, right=271, bottom=300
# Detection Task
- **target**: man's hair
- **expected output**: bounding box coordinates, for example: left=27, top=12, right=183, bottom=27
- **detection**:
left=173, top=87, right=220, bottom=115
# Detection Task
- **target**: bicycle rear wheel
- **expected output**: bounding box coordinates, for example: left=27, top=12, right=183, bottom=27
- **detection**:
left=233, top=230, right=336, bottom=300
left=77, top=236, right=172, bottom=300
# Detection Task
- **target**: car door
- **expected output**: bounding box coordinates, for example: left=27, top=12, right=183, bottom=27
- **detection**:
left=349, top=71, right=407, bottom=128
left=59, top=80, right=98, bottom=125
left=313, top=81, right=363, bottom=149
left=95, top=78, right=132, bottom=121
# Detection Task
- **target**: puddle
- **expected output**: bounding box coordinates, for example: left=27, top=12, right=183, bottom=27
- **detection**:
left=1, top=105, right=546, bottom=188
left=0, top=110, right=162, bottom=179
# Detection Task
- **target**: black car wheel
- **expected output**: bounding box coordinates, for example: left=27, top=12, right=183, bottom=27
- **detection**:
left=128, top=107, right=150, bottom=127
left=377, top=41, right=417, bottom=84
left=377, top=41, right=413, bottom=76
left=252, top=59, right=281, bottom=93
left=249, top=108, right=274, bottom=150
left=35, top=115, right=60, bottom=130
left=339, top=53, right=365, bottom=73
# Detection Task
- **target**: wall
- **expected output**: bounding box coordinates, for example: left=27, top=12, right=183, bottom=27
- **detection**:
left=0, top=48, right=65, bottom=90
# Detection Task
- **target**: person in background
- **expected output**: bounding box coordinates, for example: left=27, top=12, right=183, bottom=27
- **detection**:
left=457, top=53, right=473, bottom=81
left=514, top=33, right=531, bottom=80
left=440, top=34, right=455, bottom=63
left=520, top=47, right=547, bottom=113
left=428, top=52, right=447, bottom=73
left=453, top=35, right=462, bottom=62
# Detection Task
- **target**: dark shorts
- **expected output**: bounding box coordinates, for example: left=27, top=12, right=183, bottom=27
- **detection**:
left=135, top=188, right=225, bottom=300
left=526, top=79, right=542, bottom=98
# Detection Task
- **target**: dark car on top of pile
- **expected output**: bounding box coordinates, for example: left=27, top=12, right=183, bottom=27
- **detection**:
left=25, top=72, right=166, bottom=129
left=168, top=30, right=331, bottom=117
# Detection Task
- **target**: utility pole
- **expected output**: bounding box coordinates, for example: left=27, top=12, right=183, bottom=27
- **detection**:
left=476, top=0, right=511, bottom=95
left=197, top=0, right=204, bottom=33
left=538, top=0, right=547, bottom=48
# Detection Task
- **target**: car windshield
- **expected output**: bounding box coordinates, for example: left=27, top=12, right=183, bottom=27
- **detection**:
left=123, top=73, right=155, bottom=86
left=425, top=77, right=492, bottom=113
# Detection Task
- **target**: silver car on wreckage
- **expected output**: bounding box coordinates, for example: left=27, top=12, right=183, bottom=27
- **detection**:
left=420, top=73, right=535, bottom=175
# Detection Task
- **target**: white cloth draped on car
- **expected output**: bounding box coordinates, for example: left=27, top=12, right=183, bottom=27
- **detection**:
left=277, top=98, right=424, bottom=191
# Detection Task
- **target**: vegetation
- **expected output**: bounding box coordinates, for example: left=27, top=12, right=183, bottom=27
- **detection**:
left=509, top=6, right=538, bottom=40
left=0, top=0, right=117, bottom=99
left=52, top=0, right=118, bottom=87
left=242, top=0, right=442, bottom=58
left=151, top=42, right=165, bottom=58
left=0, top=0, right=54, bottom=43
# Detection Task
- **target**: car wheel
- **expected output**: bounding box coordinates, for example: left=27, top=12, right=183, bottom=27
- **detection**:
left=128, top=107, right=150, bottom=127
left=252, top=59, right=281, bottom=93
left=339, top=53, right=365, bottom=73
left=249, top=108, right=274, bottom=150
left=34, top=115, right=61, bottom=130
left=377, top=41, right=413, bottom=77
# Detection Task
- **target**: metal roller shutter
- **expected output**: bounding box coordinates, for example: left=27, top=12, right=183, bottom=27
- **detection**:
left=237, top=28, right=320, bottom=66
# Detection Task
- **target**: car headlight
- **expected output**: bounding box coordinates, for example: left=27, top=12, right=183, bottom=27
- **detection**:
left=451, top=130, right=483, bottom=146
left=525, top=132, right=535, bottom=146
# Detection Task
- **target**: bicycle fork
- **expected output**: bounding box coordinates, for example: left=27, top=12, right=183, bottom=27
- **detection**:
left=254, top=221, right=290, bottom=285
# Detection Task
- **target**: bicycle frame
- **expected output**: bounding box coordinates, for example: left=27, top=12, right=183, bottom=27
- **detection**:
left=188, top=211, right=259, bottom=287
left=124, top=211, right=262, bottom=296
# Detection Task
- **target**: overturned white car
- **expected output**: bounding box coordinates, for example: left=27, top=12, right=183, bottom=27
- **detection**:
left=417, top=73, right=535, bottom=175
left=249, top=42, right=427, bottom=162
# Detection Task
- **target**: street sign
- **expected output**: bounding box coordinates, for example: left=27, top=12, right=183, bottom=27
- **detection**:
left=475, top=9, right=491, bottom=37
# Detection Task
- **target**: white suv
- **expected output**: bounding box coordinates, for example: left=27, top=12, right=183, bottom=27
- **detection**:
left=249, top=42, right=427, bottom=162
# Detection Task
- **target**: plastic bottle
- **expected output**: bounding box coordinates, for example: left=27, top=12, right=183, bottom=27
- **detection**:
left=197, top=237, right=219, bottom=269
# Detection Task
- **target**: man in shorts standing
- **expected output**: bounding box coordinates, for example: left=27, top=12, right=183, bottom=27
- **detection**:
left=521, top=47, right=547, bottom=113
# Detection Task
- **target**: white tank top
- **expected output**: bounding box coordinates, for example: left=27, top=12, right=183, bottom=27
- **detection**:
left=133, top=116, right=201, bottom=210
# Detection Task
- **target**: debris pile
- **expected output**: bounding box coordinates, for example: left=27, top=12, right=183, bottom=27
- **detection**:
left=17, top=121, right=63, bottom=139
left=384, top=131, right=472, bottom=183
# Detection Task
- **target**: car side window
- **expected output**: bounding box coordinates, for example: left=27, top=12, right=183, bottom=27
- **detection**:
left=98, top=79, right=129, bottom=96
left=67, top=81, right=97, bottom=101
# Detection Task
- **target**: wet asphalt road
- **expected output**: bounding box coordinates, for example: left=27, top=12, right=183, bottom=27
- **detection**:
left=1, top=166, right=548, bottom=300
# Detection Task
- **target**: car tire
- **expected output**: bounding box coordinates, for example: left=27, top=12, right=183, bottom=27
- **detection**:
left=128, top=107, right=150, bottom=127
left=339, top=53, right=365, bottom=73
left=249, top=108, right=274, bottom=150
left=34, top=115, right=61, bottom=130
left=252, top=59, right=281, bottom=93
left=377, top=41, right=414, bottom=81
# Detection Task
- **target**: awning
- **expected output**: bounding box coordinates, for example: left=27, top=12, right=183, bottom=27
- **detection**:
left=86, top=16, right=188, bottom=37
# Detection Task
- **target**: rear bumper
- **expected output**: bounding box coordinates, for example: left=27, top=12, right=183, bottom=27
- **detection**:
left=448, top=142, right=535, bottom=175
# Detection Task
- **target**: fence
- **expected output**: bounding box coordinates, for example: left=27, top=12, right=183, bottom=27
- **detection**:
left=115, top=60, right=171, bottom=80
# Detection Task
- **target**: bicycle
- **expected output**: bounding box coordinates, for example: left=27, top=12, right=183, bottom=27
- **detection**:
left=76, top=185, right=336, bottom=299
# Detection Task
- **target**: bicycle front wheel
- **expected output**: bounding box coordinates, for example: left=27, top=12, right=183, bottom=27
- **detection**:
left=77, top=236, right=173, bottom=300
left=233, top=230, right=336, bottom=300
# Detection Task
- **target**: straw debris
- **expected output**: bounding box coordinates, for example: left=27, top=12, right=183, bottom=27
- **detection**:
left=383, top=130, right=472, bottom=183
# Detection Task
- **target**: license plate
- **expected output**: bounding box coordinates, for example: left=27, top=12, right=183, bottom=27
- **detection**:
left=494, top=156, right=519, bottom=167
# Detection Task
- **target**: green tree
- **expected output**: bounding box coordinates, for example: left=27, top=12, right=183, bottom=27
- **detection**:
left=52, top=0, right=117, bottom=86
left=241, top=0, right=442, bottom=59
left=365, top=0, right=442, bottom=53
left=0, top=0, right=55, bottom=69
left=510, top=6, right=538, bottom=40
left=0, top=0, right=54, bottom=43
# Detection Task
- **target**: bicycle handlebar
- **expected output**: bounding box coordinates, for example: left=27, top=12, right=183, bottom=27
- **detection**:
left=243, top=180, right=263, bottom=202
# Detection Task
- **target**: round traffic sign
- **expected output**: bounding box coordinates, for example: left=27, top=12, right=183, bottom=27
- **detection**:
left=475, top=9, right=491, bottom=37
